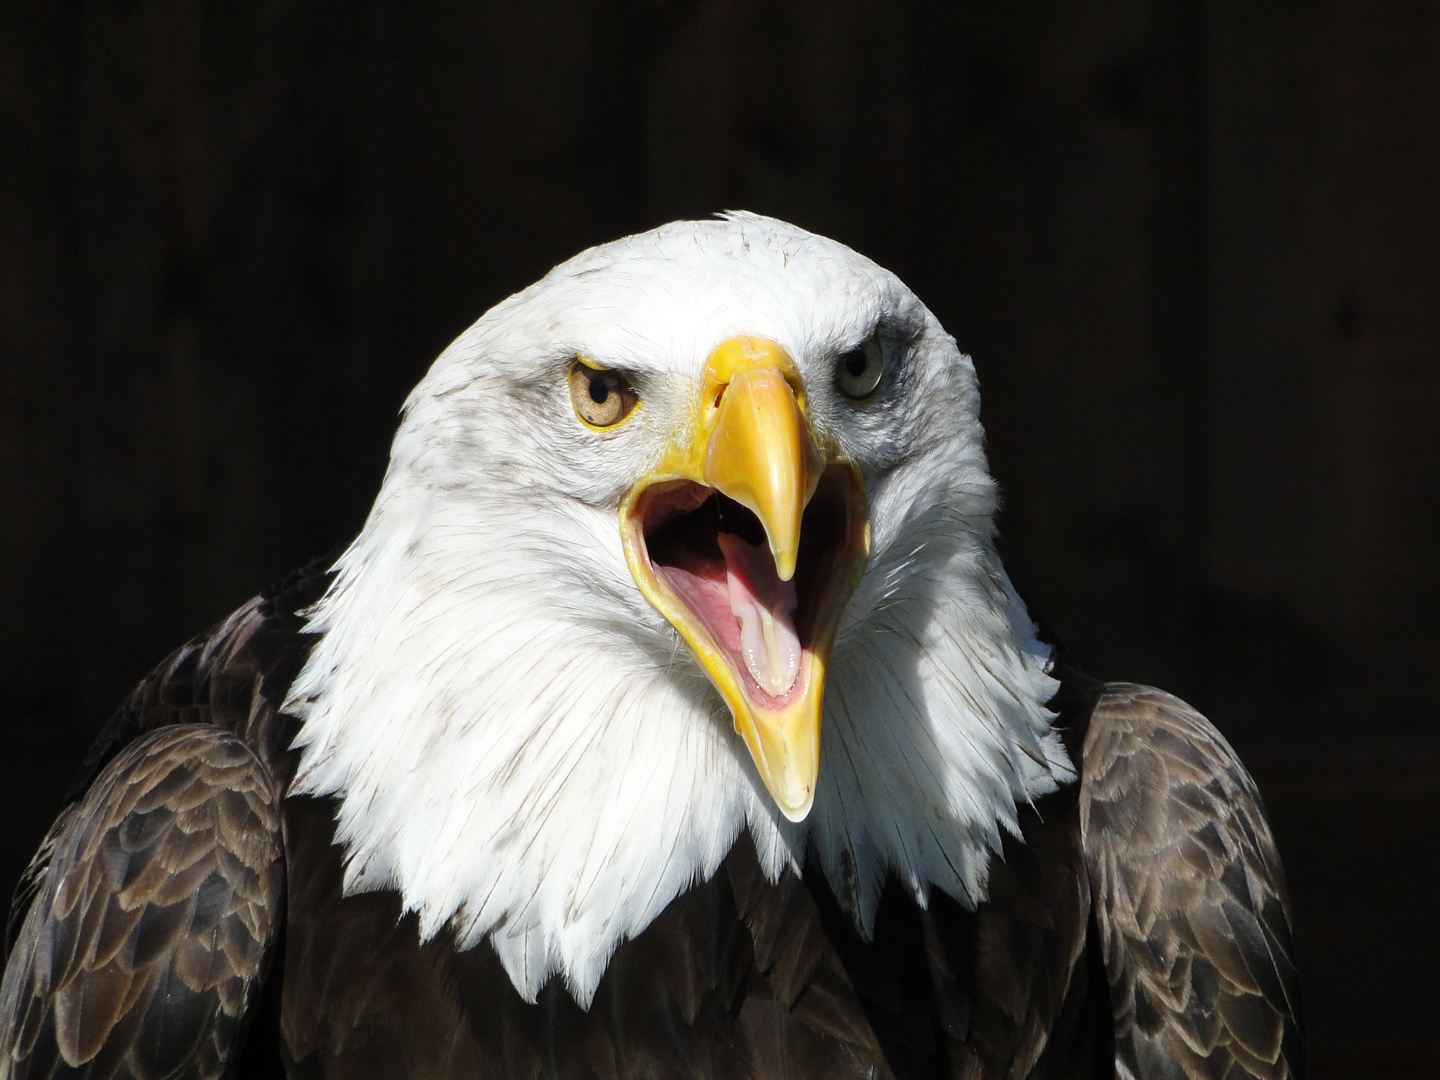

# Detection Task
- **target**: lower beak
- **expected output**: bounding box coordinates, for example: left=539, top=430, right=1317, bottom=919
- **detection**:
left=620, top=337, right=869, bottom=821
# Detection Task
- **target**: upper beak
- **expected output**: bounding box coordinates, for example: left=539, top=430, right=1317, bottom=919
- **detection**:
left=702, top=340, right=822, bottom=582
left=620, top=337, right=869, bottom=821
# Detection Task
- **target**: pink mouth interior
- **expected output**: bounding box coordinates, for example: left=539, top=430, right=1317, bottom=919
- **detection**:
left=638, top=472, right=852, bottom=710
left=717, top=533, right=802, bottom=697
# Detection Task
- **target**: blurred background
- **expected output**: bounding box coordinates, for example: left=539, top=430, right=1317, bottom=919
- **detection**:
left=1, top=2, right=1436, bottom=1075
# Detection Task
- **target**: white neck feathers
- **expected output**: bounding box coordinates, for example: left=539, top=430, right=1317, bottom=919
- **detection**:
left=284, top=429, right=1070, bottom=1007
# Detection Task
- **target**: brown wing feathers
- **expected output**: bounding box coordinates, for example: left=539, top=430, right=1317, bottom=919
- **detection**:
left=1081, top=684, right=1304, bottom=1080
left=0, top=725, right=285, bottom=1079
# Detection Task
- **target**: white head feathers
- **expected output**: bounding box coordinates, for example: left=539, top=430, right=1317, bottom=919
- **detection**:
left=284, top=212, right=1072, bottom=1006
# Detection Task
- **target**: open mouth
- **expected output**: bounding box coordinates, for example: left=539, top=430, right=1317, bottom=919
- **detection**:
left=614, top=334, right=871, bottom=819
left=630, top=465, right=867, bottom=711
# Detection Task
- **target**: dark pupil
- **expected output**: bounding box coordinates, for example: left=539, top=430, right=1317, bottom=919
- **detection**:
left=588, top=376, right=610, bottom=404
left=845, top=350, right=868, bottom=377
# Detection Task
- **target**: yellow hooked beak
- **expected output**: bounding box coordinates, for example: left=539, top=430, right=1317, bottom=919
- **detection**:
left=621, top=337, right=870, bottom=821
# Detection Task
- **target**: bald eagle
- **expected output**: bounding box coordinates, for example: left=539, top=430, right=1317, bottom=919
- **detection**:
left=0, top=214, right=1301, bottom=1080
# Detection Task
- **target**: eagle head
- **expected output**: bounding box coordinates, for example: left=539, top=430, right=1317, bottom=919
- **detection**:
left=284, top=213, right=1072, bottom=1004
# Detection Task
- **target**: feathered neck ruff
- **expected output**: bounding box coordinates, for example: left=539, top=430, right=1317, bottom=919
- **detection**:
left=285, top=393, right=1071, bottom=1010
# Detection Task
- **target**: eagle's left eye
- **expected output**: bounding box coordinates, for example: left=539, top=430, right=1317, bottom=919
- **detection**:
left=569, top=361, right=639, bottom=428
left=835, top=334, right=884, bottom=400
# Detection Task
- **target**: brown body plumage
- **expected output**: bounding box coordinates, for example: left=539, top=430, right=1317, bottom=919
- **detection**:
left=0, top=561, right=1302, bottom=1079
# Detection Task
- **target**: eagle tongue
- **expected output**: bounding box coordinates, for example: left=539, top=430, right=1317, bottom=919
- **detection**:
left=716, top=533, right=802, bottom=699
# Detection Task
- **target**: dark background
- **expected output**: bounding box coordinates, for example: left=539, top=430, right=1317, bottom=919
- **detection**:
left=2, top=2, right=1437, bottom=1075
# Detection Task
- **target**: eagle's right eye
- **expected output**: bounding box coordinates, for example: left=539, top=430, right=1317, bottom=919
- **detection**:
left=835, top=334, right=884, bottom=401
left=569, top=360, right=639, bottom=428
